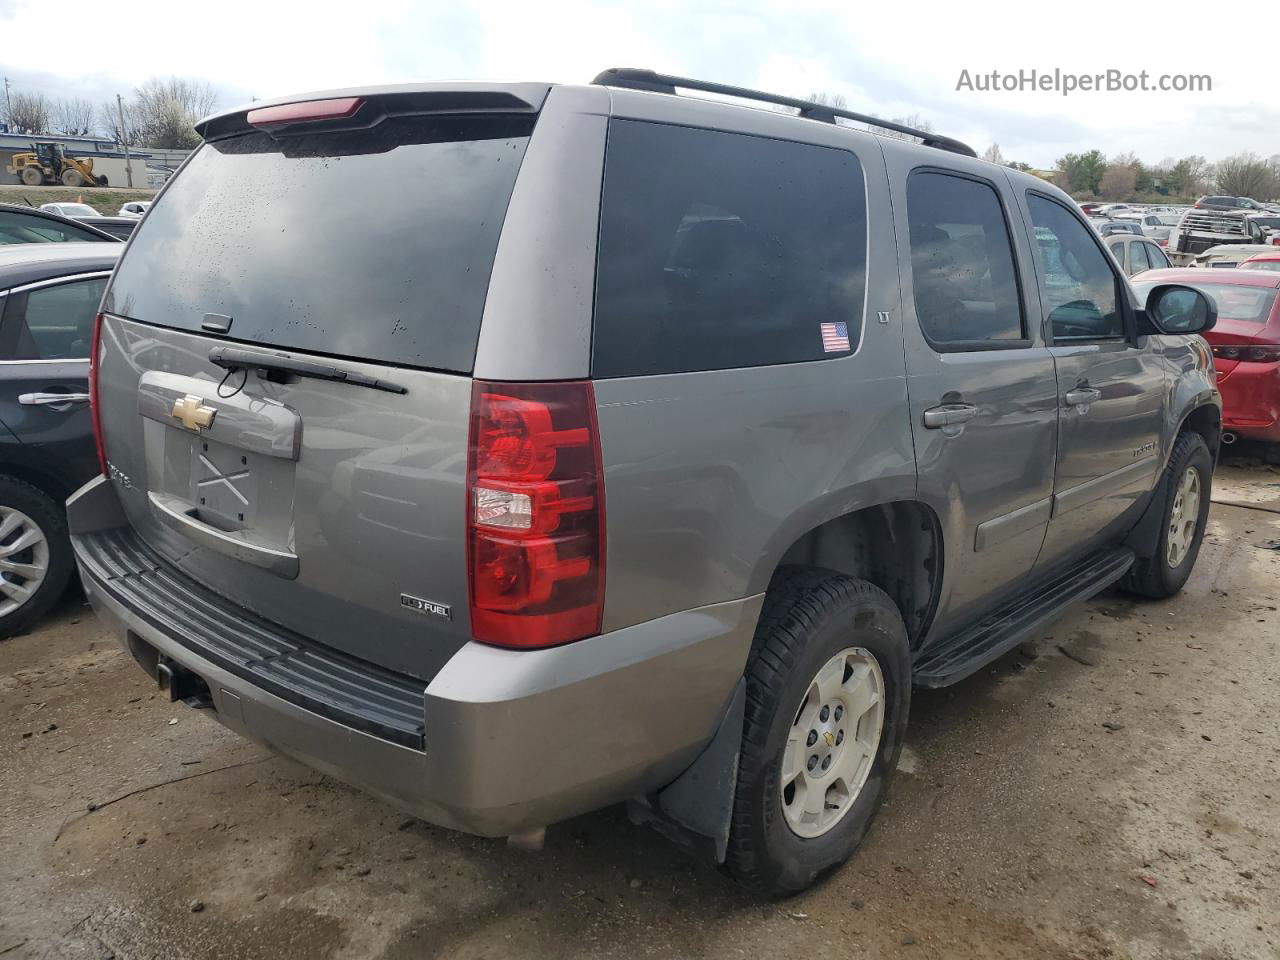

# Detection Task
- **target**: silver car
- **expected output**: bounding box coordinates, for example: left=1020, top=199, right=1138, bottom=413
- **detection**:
left=70, top=69, right=1222, bottom=895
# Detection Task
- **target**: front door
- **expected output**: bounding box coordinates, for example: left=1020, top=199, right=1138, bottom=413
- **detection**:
left=887, top=159, right=1059, bottom=636
left=1019, top=192, right=1167, bottom=568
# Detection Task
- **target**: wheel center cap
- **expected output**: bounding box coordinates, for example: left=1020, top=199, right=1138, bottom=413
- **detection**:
left=823, top=730, right=836, bottom=747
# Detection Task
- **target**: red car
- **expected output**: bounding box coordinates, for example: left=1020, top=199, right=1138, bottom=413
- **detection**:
left=1240, top=251, right=1280, bottom=272
left=1135, top=268, right=1280, bottom=443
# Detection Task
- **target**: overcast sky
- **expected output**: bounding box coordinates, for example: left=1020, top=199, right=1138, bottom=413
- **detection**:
left=2, top=0, right=1276, bottom=168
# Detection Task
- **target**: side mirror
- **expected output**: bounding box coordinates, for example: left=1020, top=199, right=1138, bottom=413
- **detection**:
left=1140, top=283, right=1217, bottom=336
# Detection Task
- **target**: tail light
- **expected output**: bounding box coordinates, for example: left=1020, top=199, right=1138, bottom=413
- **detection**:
left=247, top=97, right=364, bottom=127
left=89, top=312, right=108, bottom=476
left=467, top=381, right=604, bottom=649
left=1211, top=344, right=1280, bottom=363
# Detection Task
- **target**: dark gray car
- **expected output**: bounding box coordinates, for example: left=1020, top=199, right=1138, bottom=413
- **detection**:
left=68, top=70, right=1221, bottom=895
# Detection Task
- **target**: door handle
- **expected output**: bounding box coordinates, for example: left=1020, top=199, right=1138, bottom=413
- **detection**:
left=922, top=403, right=979, bottom=429
left=18, top=392, right=90, bottom=408
left=1064, top=386, right=1103, bottom=407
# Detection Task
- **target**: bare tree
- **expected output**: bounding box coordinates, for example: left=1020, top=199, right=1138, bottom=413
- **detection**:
left=6, top=90, right=51, bottom=135
left=111, top=77, right=218, bottom=147
left=982, top=143, right=1005, bottom=165
left=1215, top=153, right=1279, bottom=200
left=53, top=97, right=97, bottom=137
left=1098, top=164, right=1137, bottom=201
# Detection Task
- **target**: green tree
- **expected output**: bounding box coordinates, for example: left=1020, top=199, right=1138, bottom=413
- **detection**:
left=1056, top=150, right=1107, bottom=194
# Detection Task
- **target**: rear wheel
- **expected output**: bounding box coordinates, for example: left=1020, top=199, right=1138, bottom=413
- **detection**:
left=0, top=477, right=73, bottom=639
left=20, top=166, right=44, bottom=186
left=1121, top=432, right=1212, bottom=599
left=61, top=169, right=84, bottom=187
left=725, top=569, right=911, bottom=896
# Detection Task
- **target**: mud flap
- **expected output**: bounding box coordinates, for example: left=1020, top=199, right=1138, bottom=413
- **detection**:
left=627, top=678, right=744, bottom=863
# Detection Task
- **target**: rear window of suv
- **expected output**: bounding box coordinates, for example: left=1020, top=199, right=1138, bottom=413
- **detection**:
left=105, top=114, right=534, bottom=373
left=592, top=120, right=867, bottom=377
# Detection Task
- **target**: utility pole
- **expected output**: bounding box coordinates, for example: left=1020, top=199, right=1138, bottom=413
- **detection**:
left=3, top=77, right=13, bottom=133
left=116, top=93, right=133, bottom=187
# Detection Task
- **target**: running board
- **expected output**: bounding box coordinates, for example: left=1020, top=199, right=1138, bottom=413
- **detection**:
left=912, top=547, right=1135, bottom=688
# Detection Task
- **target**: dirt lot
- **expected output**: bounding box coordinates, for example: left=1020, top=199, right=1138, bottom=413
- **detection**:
left=0, top=184, right=157, bottom=216
left=1, top=459, right=1277, bottom=960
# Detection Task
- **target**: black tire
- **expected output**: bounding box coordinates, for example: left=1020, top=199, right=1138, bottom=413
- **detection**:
left=20, top=166, right=44, bottom=186
left=61, top=169, right=84, bottom=187
left=725, top=568, right=911, bottom=896
left=0, top=476, right=74, bottom=640
left=1120, top=432, right=1212, bottom=599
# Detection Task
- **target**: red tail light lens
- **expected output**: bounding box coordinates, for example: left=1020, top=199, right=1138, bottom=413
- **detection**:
left=89, top=312, right=107, bottom=477
left=1211, top=344, right=1280, bottom=364
left=467, top=381, right=604, bottom=649
left=247, top=97, right=364, bottom=127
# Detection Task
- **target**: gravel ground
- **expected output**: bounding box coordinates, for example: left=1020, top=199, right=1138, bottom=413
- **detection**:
left=1, top=459, right=1277, bottom=960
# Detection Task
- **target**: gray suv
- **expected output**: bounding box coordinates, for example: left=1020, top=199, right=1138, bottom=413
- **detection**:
left=69, top=70, right=1221, bottom=895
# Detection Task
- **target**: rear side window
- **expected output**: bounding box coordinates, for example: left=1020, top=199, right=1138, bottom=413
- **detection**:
left=0, top=211, right=110, bottom=244
left=1128, top=241, right=1151, bottom=274
left=592, top=121, right=867, bottom=377
left=906, top=171, right=1023, bottom=346
left=0, top=276, right=106, bottom=359
left=105, top=115, right=534, bottom=372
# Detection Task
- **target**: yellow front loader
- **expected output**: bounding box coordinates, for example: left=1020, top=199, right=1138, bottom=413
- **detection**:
left=6, top=142, right=108, bottom=187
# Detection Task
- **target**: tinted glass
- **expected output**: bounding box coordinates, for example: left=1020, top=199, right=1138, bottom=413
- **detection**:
left=0, top=277, right=106, bottom=359
left=1029, top=195, right=1123, bottom=341
left=1145, top=243, right=1172, bottom=269
left=593, top=120, right=867, bottom=377
left=906, top=172, right=1023, bottom=345
left=0, top=211, right=111, bottom=244
left=106, top=115, right=533, bottom=373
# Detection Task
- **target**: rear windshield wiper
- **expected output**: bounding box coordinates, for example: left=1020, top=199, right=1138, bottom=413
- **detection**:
left=208, top=346, right=407, bottom=395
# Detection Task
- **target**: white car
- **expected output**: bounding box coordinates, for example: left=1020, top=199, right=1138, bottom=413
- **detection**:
left=1117, top=213, right=1181, bottom=245
left=38, top=202, right=101, bottom=219
left=117, top=201, right=152, bottom=219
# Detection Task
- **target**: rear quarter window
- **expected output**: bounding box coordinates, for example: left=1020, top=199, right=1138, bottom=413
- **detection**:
left=592, top=120, right=867, bottom=377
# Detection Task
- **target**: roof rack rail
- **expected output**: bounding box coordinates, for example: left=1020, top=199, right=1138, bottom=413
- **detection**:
left=591, top=68, right=977, bottom=159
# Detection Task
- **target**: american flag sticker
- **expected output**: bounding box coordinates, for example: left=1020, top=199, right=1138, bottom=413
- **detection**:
left=820, top=321, right=851, bottom=353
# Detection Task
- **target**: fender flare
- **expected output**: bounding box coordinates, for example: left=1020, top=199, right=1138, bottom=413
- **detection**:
left=1125, top=400, right=1219, bottom=560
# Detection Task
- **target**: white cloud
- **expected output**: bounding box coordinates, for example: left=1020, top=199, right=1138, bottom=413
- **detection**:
left=2, top=0, right=1276, bottom=167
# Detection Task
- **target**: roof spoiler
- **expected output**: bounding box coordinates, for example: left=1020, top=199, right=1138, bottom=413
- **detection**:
left=196, top=83, right=551, bottom=142
left=592, top=68, right=977, bottom=158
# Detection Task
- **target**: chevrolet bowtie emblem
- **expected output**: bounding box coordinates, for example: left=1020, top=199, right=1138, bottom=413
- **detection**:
left=823, top=731, right=836, bottom=747
left=171, top=394, right=216, bottom=432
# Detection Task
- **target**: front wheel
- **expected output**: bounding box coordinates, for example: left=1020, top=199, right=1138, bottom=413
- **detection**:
left=61, top=169, right=84, bottom=187
left=725, top=569, right=911, bottom=896
left=1121, top=432, right=1212, bottom=599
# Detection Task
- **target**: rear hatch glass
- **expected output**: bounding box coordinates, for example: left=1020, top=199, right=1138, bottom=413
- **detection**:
left=105, top=114, right=534, bottom=372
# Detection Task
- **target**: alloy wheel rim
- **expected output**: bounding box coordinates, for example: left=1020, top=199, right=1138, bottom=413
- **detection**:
left=0, top=506, right=49, bottom=617
left=1166, top=466, right=1201, bottom=569
left=779, top=646, right=886, bottom=839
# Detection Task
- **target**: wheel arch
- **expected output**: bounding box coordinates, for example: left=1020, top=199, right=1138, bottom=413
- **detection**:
left=766, top=500, right=944, bottom=651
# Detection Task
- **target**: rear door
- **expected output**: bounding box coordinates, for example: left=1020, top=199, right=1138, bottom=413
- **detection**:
left=885, top=154, right=1059, bottom=634
left=0, top=273, right=107, bottom=486
left=98, top=98, right=545, bottom=679
left=1019, top=191, right=1167, bottom=568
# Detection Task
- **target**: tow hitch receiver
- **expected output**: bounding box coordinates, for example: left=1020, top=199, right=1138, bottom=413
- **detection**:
left=156, top=656, right=212, bottom=707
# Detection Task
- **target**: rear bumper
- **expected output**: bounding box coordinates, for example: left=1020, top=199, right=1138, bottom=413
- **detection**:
left=71, top=476, right=761, bottom=837
left=1217, top=364, right=1280, bottom=442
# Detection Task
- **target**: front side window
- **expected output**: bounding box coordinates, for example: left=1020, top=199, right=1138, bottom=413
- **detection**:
left=1145, top=243, right=1172, bottom=270
left=593, top=121, right=868, bottom=376
left=0, top=276, right=106, bottom=359
left=905, top=172, right=1023, bottom=346
left=1028, top=194, right=1123, bottom=341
